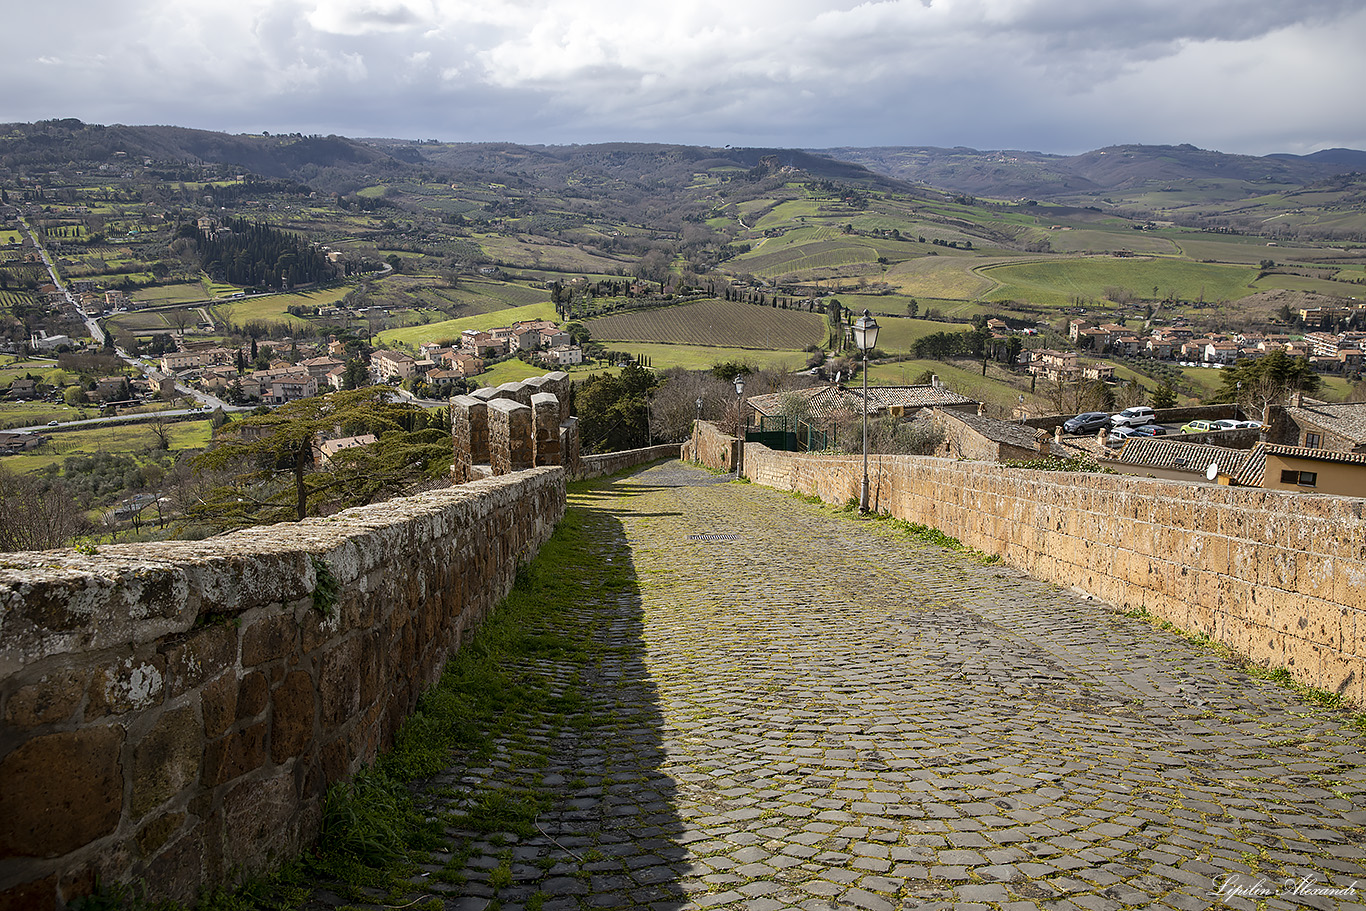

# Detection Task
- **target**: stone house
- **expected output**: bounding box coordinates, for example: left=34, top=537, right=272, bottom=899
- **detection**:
left=924, top=408, right=1070, bottom=462
left=1267, top=400, right=1366, bottom=453
left=371, top=350, right=416, bottom=382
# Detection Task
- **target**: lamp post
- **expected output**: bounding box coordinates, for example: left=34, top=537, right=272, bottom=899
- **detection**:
left=851, top=309, right=880, bottom=512
left=734, top=374, right=746, bottom=478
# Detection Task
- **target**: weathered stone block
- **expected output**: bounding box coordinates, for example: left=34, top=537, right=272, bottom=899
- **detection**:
left=135, top=811, right=186, bottom=858
left=4, top=667, right=88, bottom=728
left=271, top=669, right=316, bottom=763
left=138, top=825, right=204, bottom=906
left=241, top=612, right=296, bottom=668
left=0, top=875, right=56, bottom=911
left=87, top=652, right=167, bottom=718
left=532, top=392, right=561, bottom=467
left=0, top=726, right=124, bottom=858
left=219, top=776, right=297, bottom=877
left=131, top=704, right=201, bottom=818
left=202, top=722, right=268, bottom=788
left=237, top=671, right=269, bottom=722
left=200, top=671, right=237, bottom=739
left=163, top=620, right=237, bottom=697
left=318, top=637, right=362, bottom=730
left=487, top=398, right=533, bottom=475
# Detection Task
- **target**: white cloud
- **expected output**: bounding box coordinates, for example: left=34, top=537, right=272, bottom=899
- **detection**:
left=1, top=0, right=1362, bottom=155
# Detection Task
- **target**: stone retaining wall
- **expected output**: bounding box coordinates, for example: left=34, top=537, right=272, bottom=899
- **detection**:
left=742, top=444, right=1366, bottom=706
left=577, top=444, right=683, bottom=481
left=0, top=469, right=566, bottom=909
left=684, top=421, right=739, bottom=472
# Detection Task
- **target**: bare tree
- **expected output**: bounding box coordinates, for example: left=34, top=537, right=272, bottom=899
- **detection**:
left=0, top=467, right=92, bottom=552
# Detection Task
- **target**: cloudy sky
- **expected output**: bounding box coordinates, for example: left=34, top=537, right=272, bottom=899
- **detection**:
left=8, top=0, right=1364, bottom=156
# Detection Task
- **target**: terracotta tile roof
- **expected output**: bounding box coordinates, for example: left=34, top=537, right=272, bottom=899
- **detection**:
left=1110, top=438, right=1253, bottom=475
left=1264, top=443, right=1366, bottom=465
left=1235, top=444, right=1267, bottom=486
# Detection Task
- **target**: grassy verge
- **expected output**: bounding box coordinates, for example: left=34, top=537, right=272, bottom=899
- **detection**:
left=786, top=488, right=1002, bottom=563
left=77, top=506, right=623, bottom=910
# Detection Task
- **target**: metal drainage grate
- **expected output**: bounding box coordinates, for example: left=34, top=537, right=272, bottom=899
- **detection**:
left=687, top=534, right=741, bottom=542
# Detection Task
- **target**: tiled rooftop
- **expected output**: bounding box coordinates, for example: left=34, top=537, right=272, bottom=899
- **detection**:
left=1109, top=438, right=1253, bottom=476
left=747, top=384, right=976, bottom=422
left=1286, top=402, right=1366, bottom=444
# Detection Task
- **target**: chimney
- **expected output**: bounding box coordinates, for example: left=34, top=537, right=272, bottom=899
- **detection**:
left=1036, top=429, right=1050, bottom=455
left=977, top=402, right=986, bottom=416
left=931, top=374, right=941, bottom=389
left=1054, top=425, right=1064, bottom=445
left=1292, top=390, right=1303, bottom=407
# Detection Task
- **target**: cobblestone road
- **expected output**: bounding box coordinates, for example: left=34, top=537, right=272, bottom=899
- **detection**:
left=388, top=462, right=1366, bottom=911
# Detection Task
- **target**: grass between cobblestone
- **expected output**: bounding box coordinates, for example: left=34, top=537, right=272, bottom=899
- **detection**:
left=1120, top=606, right=1366, bottom=735
left=799, top=490, right=1004, bottom=564
left=78, top=507, right=626, bottom=911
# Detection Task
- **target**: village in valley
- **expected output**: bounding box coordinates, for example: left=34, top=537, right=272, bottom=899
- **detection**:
left=4, top=122, right=1366, bottom=539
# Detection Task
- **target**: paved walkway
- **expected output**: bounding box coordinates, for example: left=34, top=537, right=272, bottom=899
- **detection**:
left=382, top=462, right=1366, bottom=910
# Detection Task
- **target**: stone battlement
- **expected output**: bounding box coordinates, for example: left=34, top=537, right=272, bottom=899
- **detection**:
left=452, top=371, right=578, bottom=482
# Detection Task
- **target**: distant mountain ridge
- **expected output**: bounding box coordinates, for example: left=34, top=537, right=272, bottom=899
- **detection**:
left=814, top=143, right=1366, bottom=201
left=3, top=119, right=1363, bottom=226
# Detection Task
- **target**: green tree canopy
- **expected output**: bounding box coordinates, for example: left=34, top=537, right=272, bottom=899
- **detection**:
left=575, top=363, right=659, bottom=453
left=1212, top=351, right=1321, bottom=409
left=188, top=388, right=451, bottom=529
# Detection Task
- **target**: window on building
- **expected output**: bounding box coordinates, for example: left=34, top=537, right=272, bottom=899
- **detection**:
left=1304, top=432, right=1321, bottom=449
left=1280, top=469, right=1318, bottom=487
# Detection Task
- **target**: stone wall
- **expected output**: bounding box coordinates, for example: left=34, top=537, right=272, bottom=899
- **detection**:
left=742, top=444, right=1366, bottom=706
left=685, top=421, right=739, bottom=472
left=0, top=469, right=566, bottom=909
left=577, top=444, right=684, bottom=481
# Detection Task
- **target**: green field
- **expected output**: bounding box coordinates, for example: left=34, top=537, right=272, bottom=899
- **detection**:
left=0, top=290, right=36, bottom=310
left=736, top=239, right=886, bottom=280
left=378, top=301, right=560, bottom=347
left=131, top=283, right=209, bottom=305
left=978, top=256, right=1260, bottom=307
left=210, top=295, right=315, bottom=329
left=607, top=343, right=810, bottom=372
left=585, top=300, right=823, bottom=350
left=0, top=401, right=89, bottom=430
left=885, top=256, right=999, bottom=300
left=864, top=358, right=1035, bottom=414
left=3, top=419, right=213, bottom=475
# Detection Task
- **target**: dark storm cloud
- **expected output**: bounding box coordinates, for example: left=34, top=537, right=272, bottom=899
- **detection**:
left=6, top=0, right=1364, bottom=155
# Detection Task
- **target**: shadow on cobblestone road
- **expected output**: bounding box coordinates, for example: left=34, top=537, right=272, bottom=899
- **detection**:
left=365, top=481, right=693, bottom=911
left=338, top=461, right=1366, bottom=911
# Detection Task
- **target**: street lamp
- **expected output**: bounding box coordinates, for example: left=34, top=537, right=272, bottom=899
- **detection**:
left=734, top=374, right=746, bottom=478
left=851, top=309, right=880, bottom=512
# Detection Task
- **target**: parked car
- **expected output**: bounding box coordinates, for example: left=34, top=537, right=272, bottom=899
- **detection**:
left=1131, top=424, right=1169, bottom=437
left=1063, top=411, right=1111, bottom=434
left=1110, top=406, right=1156, bottom=428
left=1213, top=419, right=1262, bottom=430
left=1181, top=419, right=1217, bottom=433
left=1106, top=426, right=1139, bottom=446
